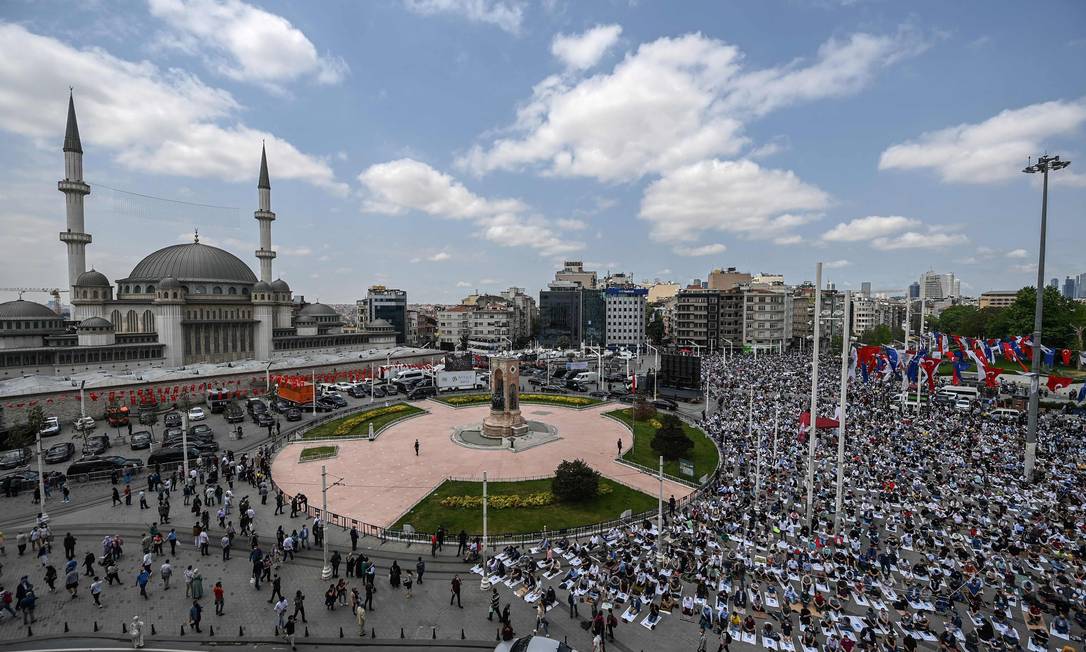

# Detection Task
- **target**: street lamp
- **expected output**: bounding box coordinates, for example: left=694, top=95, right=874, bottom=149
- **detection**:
left=645, top=343, right=660, bottom=401
left=1022, top=154, right=1070, bottom=482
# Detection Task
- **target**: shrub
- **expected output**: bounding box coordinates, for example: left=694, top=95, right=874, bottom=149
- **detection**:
left=551, top=459, right=600, bottom=503
left=650, top=414, right=693, bottom=461
left=632, top=400, right=656, bottom=422
left=330, top=404, right=411, bottom=436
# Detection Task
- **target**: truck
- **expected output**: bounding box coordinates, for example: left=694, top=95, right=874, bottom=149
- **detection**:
left=436, top=370, right=484, bottom=392
left=277, top=382, right=315, bottom=406
left=205, top=388, right=231, bottom=413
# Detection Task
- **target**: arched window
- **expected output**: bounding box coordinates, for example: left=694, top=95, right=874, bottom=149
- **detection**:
left=133, top=285, right=142, bottom=294
left=242, top=288, right=250, bottom=296
left=92, top=290, right=99, bottom=299
left=81, top=290, right=88, bottom=299
left=124, top=285, right=131, bottom=293
left=146, top=285, right=155, bottom=294
left=125, top=310, right=138, bottom=333
left=228, top=287, right=237, bottom=295
left=142, top=310, right=155, bottom=333
left=110, top=310, right=122, bottom=331
left=172, top=291, right=178, bottom=300
left=213, top=286, right=223, bottom=295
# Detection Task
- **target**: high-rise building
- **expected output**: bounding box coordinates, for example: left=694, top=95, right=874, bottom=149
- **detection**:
left=861, top=281, right=872, bottom=298
left=741, top=285, right=793, bottom=350
left=1077, top=273, right=1086, bottom=299
left=604, top=287, right=647, bottom=349
left=1063, top=276, right=1077, bottom=300
left=920, top=271, right=960, bottom=300
left=357, top=286, right=407, bottom=344
left=908, top=282, right=920, bottom=299
left=1049, top=278, right=1059, bottom=289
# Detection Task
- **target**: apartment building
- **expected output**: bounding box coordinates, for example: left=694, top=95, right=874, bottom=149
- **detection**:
left=604, top=287, right=647, bottom=349
left=741, top=285, right=793, bottom=350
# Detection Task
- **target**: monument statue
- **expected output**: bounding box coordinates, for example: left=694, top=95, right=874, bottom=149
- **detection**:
left=482, top=357, right=528, bottom=439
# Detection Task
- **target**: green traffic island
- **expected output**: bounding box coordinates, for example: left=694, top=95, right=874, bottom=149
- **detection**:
left=431, top=393, right=603, bottom=409
left=604, top=406, right=720, bottom=482
left=392, top=461, right=656, bottom=536
left=299, top=445, right=338, bottom=462
left=302, top=403, right=426, bottom=439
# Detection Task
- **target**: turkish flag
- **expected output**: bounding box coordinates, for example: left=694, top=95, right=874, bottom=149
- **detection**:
left=799, top=412, right=839, bottom=431
left=1061, top=349, right=1072, bottom=366
left=1047, top=375, right=1074, bottom=392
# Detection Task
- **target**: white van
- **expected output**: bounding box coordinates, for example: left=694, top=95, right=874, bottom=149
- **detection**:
left=572, top=371, right=598, bottom=385
left=991, top=407, right=1021, bottom=420
left=940, top=386, right=979, bottom=399
left=392, top=369, right=426, bottom=388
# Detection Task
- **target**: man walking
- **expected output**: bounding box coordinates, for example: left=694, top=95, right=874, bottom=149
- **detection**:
left=160, top=560, right=172, bottom=590
left=268, top=573, right=283, bottom=603
left=274, top=595, right=289, bottom=629
left=221, top=534, right=231, bottom=560
left=282, top=615, right=297, bottom=651
left=414, top=439, right=419, bottom=456
left=363, top=582, right=374, bottom=611
left=568, top=590, right=579, bottom=619
left=349, top=527, right=358, bottom=551
left=213, top=581, right=224, bottom=615
left=189, top=600, right=203, bottom=633
left=90, top=576, right=103, bottom=608
left=415, top=557, right=425, bottom=585
left=355, top=604, right=366, bottom=637
left=449, top=574, right=462, bottom=608
left=136, top=568, right=150, bottom=599
left=293, top=589, right=308, bottom=624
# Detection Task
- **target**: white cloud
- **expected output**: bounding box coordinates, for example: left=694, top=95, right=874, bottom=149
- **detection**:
left=879, top=98, right=1086, bottom=183
left=551, top=24, right=622, bottom=70
left=276, top=245, right=313, bottom=256
left=871, top=231, right=969, bottom=250
left=358, top=158, right=582, bottom=256
left=639, top=159, right=830, bottom=243
left=1011, top=263, right=1038, bottom=274
left=673, top=243, right=727, bottom=256
left=824, top=259, right=851, bottom=269
left=148, top=0, right=348, bottom=90
left=403, top=0, right=523, bottom=34
left=1005, top=248, right=1028, bottom=259
left=556, top=218, right=587, bottom=231
left=460, top=29, right=922, bottom=182
left=429, top=251, right=451, bottom=261
left=0, top=23, right=345, bottom=193
left=456, top=280, right=473, bottom=288
left=821, top=215, right=919, bottom=242
left=774, top=235, right=802, bottom=245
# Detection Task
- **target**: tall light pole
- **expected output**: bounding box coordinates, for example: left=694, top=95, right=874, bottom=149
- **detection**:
left=833, top=291, right=851, bottom=535
left=35, top=428, right=48, bottom=522
left=805, top=262, right=822, bottom=528
left=320, top=464, right=331, bottom=580
left=1022, top=154, right=1070, bottom=482
left=645, top=344, right=660, bottom=401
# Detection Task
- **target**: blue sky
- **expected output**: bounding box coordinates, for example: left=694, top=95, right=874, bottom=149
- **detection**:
left=0, top=0, right=1084, bottom=304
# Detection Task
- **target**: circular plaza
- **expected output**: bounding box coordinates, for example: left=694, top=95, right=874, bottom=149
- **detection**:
left=270, top=398, right=698, bottom=531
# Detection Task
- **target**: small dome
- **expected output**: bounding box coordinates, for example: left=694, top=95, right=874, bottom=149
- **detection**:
left=369, top=318, right=392, bottom=328
left=76, top=269, right=110, bottom=287
left=0, top=299, right=57, bottom=319
left=299, top=302, right=337, bottom=317
left=253, top=281, right=273, bottom=293
left=270, top=278, right=291, bottom=292
left=79, top=316, right=114, bottom=330
left=158, top=276, right=181, bottom=290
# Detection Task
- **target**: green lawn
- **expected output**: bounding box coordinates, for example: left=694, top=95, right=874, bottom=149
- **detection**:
left=299, top=445, right=337, bottom=461
left=393, top=478, right=656, bottom=536
left=432, top=393, right=602, bottom=408
left=606, top=408, right=719, bottom=481
left=303, top=404, right=425, bottom=439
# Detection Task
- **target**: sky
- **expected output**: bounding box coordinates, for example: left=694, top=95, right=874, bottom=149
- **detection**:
left=0, top=0, right=1084, bottom=304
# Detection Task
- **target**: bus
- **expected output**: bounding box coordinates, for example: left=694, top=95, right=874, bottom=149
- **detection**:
left=205, top=388, right=231, bottom=413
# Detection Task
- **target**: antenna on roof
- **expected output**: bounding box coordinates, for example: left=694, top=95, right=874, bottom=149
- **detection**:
left=194, top=228, right=200, bottom=244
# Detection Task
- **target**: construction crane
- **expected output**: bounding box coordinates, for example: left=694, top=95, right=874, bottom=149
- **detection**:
left=0, top=288, right=68, bottom=312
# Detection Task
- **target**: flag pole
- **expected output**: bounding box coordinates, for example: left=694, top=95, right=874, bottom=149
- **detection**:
left=805, top=262, right=822, bottom=529
left=753, top=386, right=762, bottom=502
left=902, top=294, right=911, bottom=405
left=917, top=281, right=926, bottom=416
left=833, top=290, right=851, bottom=536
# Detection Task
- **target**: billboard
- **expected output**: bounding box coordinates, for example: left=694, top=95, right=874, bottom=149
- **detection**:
left=444, top=351, right=474, bottom=372
left=566, top=361, right=589, bottom=371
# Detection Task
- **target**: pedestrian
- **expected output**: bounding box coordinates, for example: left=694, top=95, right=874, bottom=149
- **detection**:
left=112, top=487, right=121, bottom=506
left=63, top=532, right=76, bottom=560
left=213, top=581, right=224, bottom=615
left=19, top=589, right=36, bottom=624
left=105, top=561, right=119, bottom=586
left=489, top=587, right=500, bottom=621
left=414, top=438, right=419, bottom=456
left=83, top=550, right=96, bottom=576
left=65, top=567, right=78, bottom=599
left=293, top=589, right=307, bottom=623
left=697, top=627, right=708, bottom=652
left=189, top=599, right=203, bottom=633
left=431, top=532, right=438, bottom=557
left=350, top=527, right=358, bottom=551
left=130, top=616, right=145, bottom=649
left=221, top=534, right=231, bottom=560
left=167, top=528, right=177, bottom=556
left=403, top=570, right=413, bottom=598
left=274, top=595, right=289, bottom=628
left=191, top=568, right=204, bottom=599
left=160, top=559, right=172, bottom=590
left=364, top=582, right=374, bottom=611
left=124, top=484, right=131, bottom=506
left=136, top=568, right=150, bottom=599
left=283, top=615, right=297, bottom=651
left=330, top=549, right=341, bottom=577
left=717, top=627, right=732, bottom=652
left=607, top=608, right=618, bottom=641
left=268, top=573, right=283, bottom=603
left=617, top=438, right=622, bottom=456
left=44, top=565, right=57, bottom=592
left=184, top=565, right=194, bottom=597
left=355, top=604, right=366, bottom=636
left=457, top=529, right=468, bottom=557
left=415, top=556, right=425, bottom=584
left=449, top=574, right=462, bottom=608
left=567, top=589, right=578, bottom=619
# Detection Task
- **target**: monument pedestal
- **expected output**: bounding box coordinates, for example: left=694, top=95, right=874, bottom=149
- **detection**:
left=481, top=356, right=527, bottom=439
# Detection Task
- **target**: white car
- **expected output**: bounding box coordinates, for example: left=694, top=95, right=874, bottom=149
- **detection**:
left=332, top=382, right=353, bottom=393
left=187, top=406, right=207, bottom=421
left=954, top=399, right=971, bottom=411
left=73, top=416, right=96, bottom=432
left=495, top=636, right=576, bottom=652
left=39, top=416, right=62, bottom=437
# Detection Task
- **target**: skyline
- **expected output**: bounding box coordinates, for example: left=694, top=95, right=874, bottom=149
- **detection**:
left=0, top=1, right=1084, bottom=304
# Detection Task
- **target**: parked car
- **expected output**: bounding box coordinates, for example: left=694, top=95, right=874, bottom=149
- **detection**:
left=494, top=635, right=576, bottom=652
left=82, top=434, right=110, bottom=456
left=224, top=402, right=245, bottom=423
left=2, top=469, right=64, bottom=494
left=74, top=416, right=96, bottom=432
left=39, top=416, right=62, bottom=437
left=186, top=407, right=207, bottom=422
left=165, top=439, right=219, bottom=453
left=188, top=424, right=214, bottom=438
left=130, top=431, right=154, bottom=450
left=43, top=442, right=76, bottom=464
left=347, top=385, right=369, bottom=399
left=332, top=382, right=353, bottom=393
left=67, top=456, right=141, bottom=481
left=246, top=398, right=267, bottom=416
left=371, top=386, right=387, bottom=399
left=528, top=377, right=545, bottom=386
left=407, top=385, right=437, bottom=401
left=954, top=399, right=971, bottom=411
left=0, top=447, right=32, bottom=470
left=146, top=447, right=200, bottom=467
left=284, top=408, right=302, bottom=422
left=380, top=384, right=398, bottom=396
left=588, top=390, right=609, bottom=399
left=541, top=385, right=568, bottom=394
left=254, top=412, right=275, bottom=427
left=652, top=398, right=679, bottom=411
left=163, top=412, right=182, bottom=428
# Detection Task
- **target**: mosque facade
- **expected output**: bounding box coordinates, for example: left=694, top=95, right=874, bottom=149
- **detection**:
left=0, top=94, right=393, bottom=378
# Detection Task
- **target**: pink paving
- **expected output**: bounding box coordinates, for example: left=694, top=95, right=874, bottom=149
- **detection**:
left=271, top=401, right=696, bottom=528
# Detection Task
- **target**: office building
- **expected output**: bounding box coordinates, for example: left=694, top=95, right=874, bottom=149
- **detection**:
left=979, top=291, right=1018, bottom=309
left=1064, top=276, right=1077, bottom=300
left=920, top=271, right=960, bottom=300
left=357, top=286, right=408, bottom=344
left=861, top=281, right=872, bottom=298
left=604, top=287, right=647, bottom=349
left=908, top=282, right=920, bottom=299
left=708, top=267, right=751, bottom=291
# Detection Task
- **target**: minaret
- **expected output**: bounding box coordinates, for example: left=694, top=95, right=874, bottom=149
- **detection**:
left=58, top=91, right=92, bottom=303
left=254, top=144, right=276, bottom=284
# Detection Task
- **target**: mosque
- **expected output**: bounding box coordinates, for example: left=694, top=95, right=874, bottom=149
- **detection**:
left=0, top=93, right=394, bottom=378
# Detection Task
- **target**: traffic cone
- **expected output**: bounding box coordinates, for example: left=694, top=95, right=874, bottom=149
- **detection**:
left=26, top=626, right=33, bottom=637
left=122, top=622, right=127, bottom=633
left=64, top=622, right=69, bottom=633
left=209, top=626, right=214, bottom=637
left=432, top=627, right=437, bottom=639
left=496, top=628, right=500, bottom=641
left=305, top=626, right=310, bottom=638
left=239, top=626, right=244, bottom=636
left=180, top=625, right=185, bottom=636
left=461, top=628, right=466, bottom=639
left=94, top=621, right=99, bottom=632
left=339, top=627, right=343, bottom=638
left=151, top=624, right=157, bottom=635
left=401, top=627, right=405, bottom=639
left=371, top=627, right=376, bottom=639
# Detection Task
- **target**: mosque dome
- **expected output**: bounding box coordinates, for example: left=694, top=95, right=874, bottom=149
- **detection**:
left=76, top=269, right=110, bottom=287
left=124, top=242, right=257, bottom=285
left=158, top=276, right=181, bottom=290
left=299, top=303, right=337, bottom=317
left=0, top=299, right=57, bottom=319
left=78, top=316, right=113, bottom=329
left=270, top=279, right=291, bottom=293
left=253, top=281, right=273, bottom=293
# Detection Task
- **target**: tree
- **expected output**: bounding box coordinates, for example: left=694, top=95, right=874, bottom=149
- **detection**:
left=459, top=334, right=470, bottom=351
left=646, top=312, right=665, bottom=344
left=858, top=324, right=903, bottom=346
left=551, top=459, right=600, bottom=503
left=632, top=399, right=656, bottom=422
left=992, top=287, right=1078, bottom=348
left=7, top=405, right=45, bottom=449
left=650, top=414, right=693, bottom=461
left=556, top=335, right=571, bottom=350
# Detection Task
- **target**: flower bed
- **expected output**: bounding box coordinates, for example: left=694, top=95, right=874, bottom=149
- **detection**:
left=299, top=445, right=337, bottom=462
left=439, top=484, right=612, bottom=510
left=435, top=393, right=602, bottom=408
left=303, top=403, right=425, bottom=439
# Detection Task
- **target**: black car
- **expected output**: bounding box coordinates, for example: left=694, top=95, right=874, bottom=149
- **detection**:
left=163, top=412, right=182, bottom=428
left=371, top=386, right=386, bottom=399
left=165, top=439, right=219, bottom=453
left=381, top=384, right=398, bottom=396
left=164, top=427, right=183, bottom=439
left=0, top=447, right=32, bottom=470
left=43, top=442, right=76, bottom=464
left=541, top=385, right=569, bottom=394
left=528, top=377, right=545, bottom=386
left=652, top=398, right=679, bottom=411
left=224, top=403, right=245, bottom=423
left=130, top=431, right=153, bottom=450
left=100, top=455, right=144, bottom=470
left=254, top=412, right=275, bottom=427
left=82, top=434, right=110, bottom=456
left=147, top=447, right=200, bottom=467
left=247, top=398, right=267, bottom=416
left=2, top=469, right=64, bottom=494
left=284, top=408, right=302, bottom=422
left=588, top=390, right=609, bottom=398
left=347, top=385, right=369, bottom=399
left=188, top=424, right=214, bottom=438
left=67, top=457, right=124, bottom=480
left=407, top=385, right=437, bottom=400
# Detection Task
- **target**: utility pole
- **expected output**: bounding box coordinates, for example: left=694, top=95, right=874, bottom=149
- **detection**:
left=320, top=465, right=331, bottom=580
left=36, top=427, right=48, bottom=522
left=656, top=456, right=664, bottom=564
left=833, top=291, right=851, bottom=535
left=482, top=471, right=488, bottom=571
left=1022, top=154, right=1070, bottom=482
left=805, top=262, right=822, bottom=528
